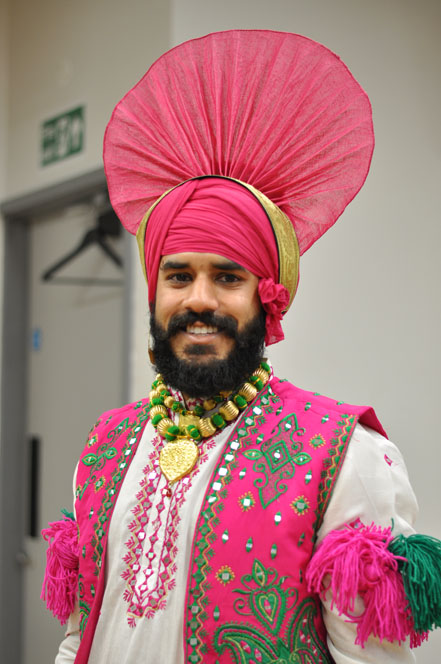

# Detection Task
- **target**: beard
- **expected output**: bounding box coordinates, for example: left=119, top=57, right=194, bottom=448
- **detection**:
left=150, top=309, right=266, bottom=399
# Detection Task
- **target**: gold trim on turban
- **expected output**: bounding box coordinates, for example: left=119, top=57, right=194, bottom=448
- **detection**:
left=136, top=176, right=300, bottom=312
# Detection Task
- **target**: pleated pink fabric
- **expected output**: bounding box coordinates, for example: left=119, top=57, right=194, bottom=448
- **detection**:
left=104, top=30, right=374, bottom=255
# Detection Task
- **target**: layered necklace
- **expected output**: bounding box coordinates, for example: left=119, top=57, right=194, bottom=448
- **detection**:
left=149, top=361, right=271, bottom=483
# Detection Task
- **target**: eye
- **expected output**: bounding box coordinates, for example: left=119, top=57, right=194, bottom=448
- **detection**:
left=216, top=273, right=242, bottom=283
left=166, top=272, right=192, bottom=284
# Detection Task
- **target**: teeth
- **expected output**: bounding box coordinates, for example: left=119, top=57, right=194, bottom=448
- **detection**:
left=187, top=325, right=218, bottom=335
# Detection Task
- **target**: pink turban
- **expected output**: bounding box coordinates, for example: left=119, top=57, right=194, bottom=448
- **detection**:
left=104, top=31, right=375, bottom=346
left=143, top=177, right=290, bottom=345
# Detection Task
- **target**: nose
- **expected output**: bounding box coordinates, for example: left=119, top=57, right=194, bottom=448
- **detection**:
left=183, top=275, right=219, bottom=313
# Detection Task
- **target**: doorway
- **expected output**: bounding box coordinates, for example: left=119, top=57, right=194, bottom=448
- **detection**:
left=0, top=170, right=131, bottom=663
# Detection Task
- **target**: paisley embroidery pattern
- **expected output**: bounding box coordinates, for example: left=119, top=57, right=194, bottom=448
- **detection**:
left=214, top=559, right=332, bottom=663
left=233, top=559, right=296, bottom=633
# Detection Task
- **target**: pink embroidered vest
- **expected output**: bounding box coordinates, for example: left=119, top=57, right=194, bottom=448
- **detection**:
left=74, top=378, right=385, bottom=663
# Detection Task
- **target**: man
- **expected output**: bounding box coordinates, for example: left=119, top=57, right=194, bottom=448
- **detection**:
left=42, top=31, right=441, bottom=663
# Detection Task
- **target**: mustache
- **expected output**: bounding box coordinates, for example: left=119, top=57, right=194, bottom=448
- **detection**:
left=156, top=311, right=239, bottom=341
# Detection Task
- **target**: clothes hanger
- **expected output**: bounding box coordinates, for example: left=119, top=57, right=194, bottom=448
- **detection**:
left=41, top=208, right=124, bottom=286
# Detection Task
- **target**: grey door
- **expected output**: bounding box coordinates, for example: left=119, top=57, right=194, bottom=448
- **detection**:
left=21, top=203, right=125, bottom=663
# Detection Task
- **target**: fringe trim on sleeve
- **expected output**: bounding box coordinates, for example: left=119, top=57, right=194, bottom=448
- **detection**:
left=306, top=520, right=434, bottom=648
left=41, top=514, right=79, bottom=625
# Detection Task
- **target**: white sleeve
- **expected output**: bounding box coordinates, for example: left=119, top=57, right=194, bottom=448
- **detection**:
left=55, top=631, right=80, bottom=664
left=316, top=423, right=418, bottom=663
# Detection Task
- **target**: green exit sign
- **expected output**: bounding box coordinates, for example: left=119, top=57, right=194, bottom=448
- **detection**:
left=41, top=105, right=85, bottom=166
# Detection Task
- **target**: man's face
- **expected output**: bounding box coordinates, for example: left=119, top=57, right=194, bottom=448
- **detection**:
left=155, top=252, right=261, bottom=363
left=151, top=252, right=265, bottom=398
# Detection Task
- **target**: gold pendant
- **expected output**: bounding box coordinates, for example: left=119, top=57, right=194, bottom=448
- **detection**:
left=179, top=411, right=202, bottom=429
left=159, top=437, right=199, bottom=483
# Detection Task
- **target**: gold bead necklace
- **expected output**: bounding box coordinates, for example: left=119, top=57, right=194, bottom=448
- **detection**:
left=149, top=361, right=270, bottom=483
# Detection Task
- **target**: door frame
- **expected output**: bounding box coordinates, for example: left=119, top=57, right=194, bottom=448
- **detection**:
left=0, top=168, right=132, bottom=663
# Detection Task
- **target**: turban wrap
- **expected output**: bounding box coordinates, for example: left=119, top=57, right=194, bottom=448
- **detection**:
left=142, top=177, right=290, bottom=346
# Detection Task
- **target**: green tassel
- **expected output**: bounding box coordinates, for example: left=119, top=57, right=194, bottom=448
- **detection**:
left=61, top=508, right=75, bottom=521
left=389, top=533, right=441, bottom=633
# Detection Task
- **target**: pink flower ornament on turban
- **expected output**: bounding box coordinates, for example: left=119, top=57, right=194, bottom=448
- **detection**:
left=258, top=279, right=290, bottom=345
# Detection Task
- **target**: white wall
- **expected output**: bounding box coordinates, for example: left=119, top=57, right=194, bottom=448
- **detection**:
left=4, top=0, right=172, bottom=411
left=169, top=1, right=441, bottom=660
left=6, top=0, right=171, bottom=198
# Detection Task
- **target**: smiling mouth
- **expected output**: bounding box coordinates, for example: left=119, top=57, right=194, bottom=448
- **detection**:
left=186, top=324, right=219, bottom=335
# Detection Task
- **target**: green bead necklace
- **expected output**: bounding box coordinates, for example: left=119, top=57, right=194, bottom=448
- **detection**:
left=149, top=361, right=270, bottom=483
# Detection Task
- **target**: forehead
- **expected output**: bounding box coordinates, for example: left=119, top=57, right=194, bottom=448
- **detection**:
left=159, top=252, right=248, bottom=271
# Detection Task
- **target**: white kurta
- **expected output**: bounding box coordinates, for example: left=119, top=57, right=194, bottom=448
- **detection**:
left=56, top=402, right=418, bottom=664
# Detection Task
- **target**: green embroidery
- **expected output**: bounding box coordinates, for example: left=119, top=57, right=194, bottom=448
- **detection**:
left=238, top=491, right=255, bottom=511
left=214, top=560, right=331, bottom=663
left=314, top=414, right=356, bottom=536
left=216, top=565, right=235, bottom=585
left=87, top=434, right=98, bottom=448
left=186, top=386, right=280, bottom=664
left=309, top=434, right=325, bottom=448
left=244, top=449, right=263, bottom=460
left=77, top=573, right=89, bottom=638
left=78, top=434, right=121, bottom=501
left=249, top=413, right=311, bottom=509
left=82, top=448, right=117, bottom=466
left=232, top=560, right=296, bottom=634
left=78, top=599, right=90, bottom=638
left=94, top=476, right=105, bottom=491
left=106, top=417, right=130, bottom=442
left=290, top=495, right=310, bottom=516
left=85, top=403, right=150, bottom=580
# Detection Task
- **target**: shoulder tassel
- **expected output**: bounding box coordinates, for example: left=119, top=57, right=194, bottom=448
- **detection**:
left=40, top=513, right=79, bottom=625
left=306, top=520, right=435, bottom=648
left=389, top=533, right=441, bottom=636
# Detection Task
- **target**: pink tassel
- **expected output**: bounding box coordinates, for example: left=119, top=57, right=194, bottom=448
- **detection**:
left=41, top=517, right=79, bottom=624
left=410, top=631, right=428, bottom=648
left=306, top=520, right=416, bottom=646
